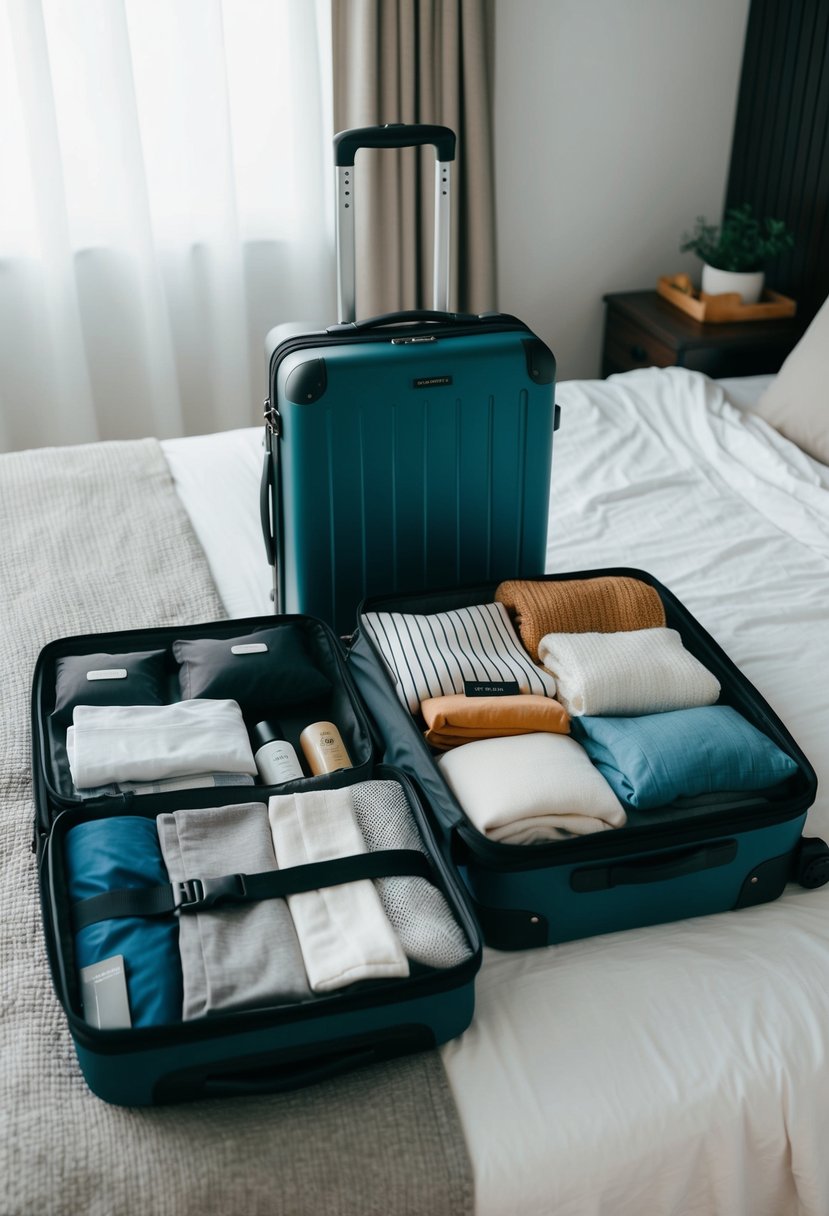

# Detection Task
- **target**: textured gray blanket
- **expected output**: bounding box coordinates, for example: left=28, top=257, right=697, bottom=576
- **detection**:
left=0, top=438, right=473, bottom=1216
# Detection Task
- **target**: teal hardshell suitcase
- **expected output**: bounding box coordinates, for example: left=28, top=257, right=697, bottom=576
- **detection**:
left=349, top=568, right=827, bottom=951
left=32, top=614, right=481, bottom=1105
left=261, top=124, right=558, bottom=636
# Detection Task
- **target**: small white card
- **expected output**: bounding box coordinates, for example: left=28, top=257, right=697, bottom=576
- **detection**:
left=80, top=955, right=132, bottom=1029
left=231, top=643, right=268, bottom=655
left=86, top=669, right=128, bottom=681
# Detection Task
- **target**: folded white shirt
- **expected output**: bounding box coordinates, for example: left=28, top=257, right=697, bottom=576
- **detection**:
left=74, top=772, right=256, bottom=798
left=361, top=601, right=557, bottom=715
left=537, top=627, right=721, bottom=716
left=67, top=699, right=257, bottom=789
left=268, top=787, right=409, bottom=993
left=438, top=732, right=627, bottom=844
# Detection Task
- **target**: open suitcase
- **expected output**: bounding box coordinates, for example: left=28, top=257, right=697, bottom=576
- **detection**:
left=32, top=614, right=481, bottom=1105
left=348, top=569, right=826, bottom=950
left=261, top=123, right=558, bottom=636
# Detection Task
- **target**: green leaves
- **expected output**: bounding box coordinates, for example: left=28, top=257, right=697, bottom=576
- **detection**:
left=679, top=203, right=795, bottom=272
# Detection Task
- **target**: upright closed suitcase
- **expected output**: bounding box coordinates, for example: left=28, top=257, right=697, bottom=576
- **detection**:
left=261, top=123, right=558, bottom=635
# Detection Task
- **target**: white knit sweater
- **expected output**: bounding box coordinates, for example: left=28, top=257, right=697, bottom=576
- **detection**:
left=537, top=627, right=721, bottom=716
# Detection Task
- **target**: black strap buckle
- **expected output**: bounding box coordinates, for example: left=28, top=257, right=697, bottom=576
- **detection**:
left=173, top=874, right=247, bottom=912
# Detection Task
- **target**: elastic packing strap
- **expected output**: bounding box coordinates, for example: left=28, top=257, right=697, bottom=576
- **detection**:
left=72, top=848, right=435, bottom=932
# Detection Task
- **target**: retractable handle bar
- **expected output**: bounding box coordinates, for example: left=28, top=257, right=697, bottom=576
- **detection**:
left=333, top=123, right=456, bottom=324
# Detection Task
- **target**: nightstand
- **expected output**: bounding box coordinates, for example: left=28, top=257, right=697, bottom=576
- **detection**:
left=602, top=290, right=802, bottom=379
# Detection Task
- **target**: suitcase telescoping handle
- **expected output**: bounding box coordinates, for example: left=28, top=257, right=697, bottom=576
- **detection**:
left=333, top=123, right=457, bottom=324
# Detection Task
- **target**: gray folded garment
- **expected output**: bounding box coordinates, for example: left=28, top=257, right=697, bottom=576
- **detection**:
left=350, top=780, right=472, bottom=970
left=157, top=802, right=311, bottom=1019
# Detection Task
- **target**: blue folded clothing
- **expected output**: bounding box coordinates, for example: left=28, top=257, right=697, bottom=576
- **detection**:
left=66, top=817, right=182, bottom=1027
left=572, top=705, right=798, bottom=810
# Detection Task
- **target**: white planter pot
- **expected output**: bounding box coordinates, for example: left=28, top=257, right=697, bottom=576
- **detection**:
left=701, top=263, right=765, bottom=304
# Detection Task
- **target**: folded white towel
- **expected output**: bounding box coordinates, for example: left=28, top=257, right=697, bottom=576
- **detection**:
left=537, top=627, right=721, bottom=717
left=71, top=771, right=255, bottom=798
left=268, top=787, right=409, bottom=993
left=67, top=699, right=257, bottom=789
left=362, top=601, right=557, bottom=715
left=438, top=732, right=627, bottom=844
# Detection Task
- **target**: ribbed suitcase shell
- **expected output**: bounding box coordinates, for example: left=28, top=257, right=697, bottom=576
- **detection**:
left=266, top=318, right=557, bottom=636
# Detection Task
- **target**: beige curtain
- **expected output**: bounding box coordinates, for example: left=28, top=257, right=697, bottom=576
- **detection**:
left=332, top=0, right=496, bottom=318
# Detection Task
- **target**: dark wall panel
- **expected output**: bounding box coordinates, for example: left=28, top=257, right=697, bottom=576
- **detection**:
left=725, top=0, right=829, bottom=327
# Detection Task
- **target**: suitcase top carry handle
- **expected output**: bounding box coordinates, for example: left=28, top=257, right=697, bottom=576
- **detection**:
left=333, top=123, right=456, bottom=166
left=326, top=308, right=478, bottom=334
left=334, top=123, right=454, bottom=324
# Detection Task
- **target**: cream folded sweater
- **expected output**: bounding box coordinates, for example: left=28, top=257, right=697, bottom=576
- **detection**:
left=537, top=627, right=721, bottom=716
left=437, top=732, right=626, bottom=845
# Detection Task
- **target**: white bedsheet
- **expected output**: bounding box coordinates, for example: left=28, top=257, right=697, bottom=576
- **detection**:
left=163, top=367, right=829, bottom=1216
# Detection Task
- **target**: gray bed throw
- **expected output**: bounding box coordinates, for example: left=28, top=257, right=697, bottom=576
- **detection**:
left=0, top=438, right=473, bottom=1216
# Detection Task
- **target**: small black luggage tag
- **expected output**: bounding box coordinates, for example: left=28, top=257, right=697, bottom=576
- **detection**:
left=463, top=680, right=520, bottom=698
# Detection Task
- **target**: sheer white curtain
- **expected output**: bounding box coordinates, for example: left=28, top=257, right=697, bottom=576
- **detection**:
left=0, top=0, right=335, bottom=452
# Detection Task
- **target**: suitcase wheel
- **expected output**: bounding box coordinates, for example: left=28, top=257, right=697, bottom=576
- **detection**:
left=795, top=837, right=829, bottom=889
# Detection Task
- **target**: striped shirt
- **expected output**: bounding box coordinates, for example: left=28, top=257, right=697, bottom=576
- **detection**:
left=362, top=602, right=557, bottom=715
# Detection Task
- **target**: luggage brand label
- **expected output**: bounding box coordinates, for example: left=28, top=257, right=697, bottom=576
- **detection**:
left=413, top=375, right=453, bottom=388
left=463, top=680, right=520, bottom=698
left=86, top=669, right=127, bottom=681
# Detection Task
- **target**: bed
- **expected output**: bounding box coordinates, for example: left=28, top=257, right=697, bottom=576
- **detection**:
left=4, top=338, right=829, bottom=1214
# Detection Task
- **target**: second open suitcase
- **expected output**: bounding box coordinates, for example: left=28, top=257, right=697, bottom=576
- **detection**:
left=32, top=614, right=481, bottom=1105
left=348, top=568, right=824, bottom=950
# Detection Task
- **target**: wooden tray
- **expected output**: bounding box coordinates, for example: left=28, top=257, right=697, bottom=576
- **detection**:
left=657, top=273, right=797, bottom=323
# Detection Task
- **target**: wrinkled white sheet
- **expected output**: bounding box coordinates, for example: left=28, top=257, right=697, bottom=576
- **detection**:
left=164, top=367, right=829, bottom=1216
left=445, top=367, right=829, bottom=1216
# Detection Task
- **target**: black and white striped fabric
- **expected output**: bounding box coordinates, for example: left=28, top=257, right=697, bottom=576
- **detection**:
left=362, top=602, right=557, bottom=715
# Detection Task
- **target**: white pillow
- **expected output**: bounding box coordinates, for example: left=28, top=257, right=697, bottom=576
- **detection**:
left=755, top=293, right=829, bottom=464
left=361, top=601, right=557, bottom=715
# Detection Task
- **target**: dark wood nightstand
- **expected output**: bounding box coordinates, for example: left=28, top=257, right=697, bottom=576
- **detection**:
left=602, top=290, right=802, bottom=379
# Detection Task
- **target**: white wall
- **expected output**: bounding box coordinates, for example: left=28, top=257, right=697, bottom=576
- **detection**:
left=494, top=0, right=751, bottom=380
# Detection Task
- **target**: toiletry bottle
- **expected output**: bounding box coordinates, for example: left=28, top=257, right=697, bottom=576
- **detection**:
left=252, top=721, right=304, bottom=785
left=299, top=720, right=352, bottom=775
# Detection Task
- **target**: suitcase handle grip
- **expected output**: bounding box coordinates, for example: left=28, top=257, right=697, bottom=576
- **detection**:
left=570, top=840, right=738, bottom=892
left=327, top=308, right=477, bottom=334
left=259, top=437, right=275, bottom=568
left=201, top=1046, right=380, bottom=1097
left=152, top=1025, right=435, bottom=1102
left=334, top=123, right=456, bottom=166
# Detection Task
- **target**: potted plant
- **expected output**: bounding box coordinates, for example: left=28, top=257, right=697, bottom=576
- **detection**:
left=680, top=203, right=794, bottom=304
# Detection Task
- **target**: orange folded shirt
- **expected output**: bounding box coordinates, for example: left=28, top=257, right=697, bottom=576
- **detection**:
left=495, top=575, right=666, bottom=661
left=421, top=693, right=570, bottom=752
